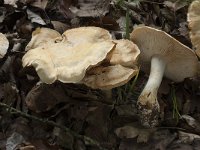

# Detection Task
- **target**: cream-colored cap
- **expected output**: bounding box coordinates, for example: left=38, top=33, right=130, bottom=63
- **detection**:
left=22, top=27, right=115, bottom=84
left=82, top=64, right=138, bottom=90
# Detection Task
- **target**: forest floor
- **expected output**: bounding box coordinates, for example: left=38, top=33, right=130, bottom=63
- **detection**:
left=0, top=0, right=200, bottom=150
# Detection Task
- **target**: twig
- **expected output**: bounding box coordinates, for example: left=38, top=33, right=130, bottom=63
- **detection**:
left=0, top=102, right=108, bottom=150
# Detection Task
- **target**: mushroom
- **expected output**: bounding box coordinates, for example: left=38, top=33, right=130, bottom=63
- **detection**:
left=25, top=27, right=61, bottom=51
left=22, top=27, right=115, bottom=84
left=0, top=33, right=9, bottom=58
left=81, top=39, right=140, bottom=99
left=187, top=0, right=200, bottom=57
left=130, top=26, right=199, bottom=128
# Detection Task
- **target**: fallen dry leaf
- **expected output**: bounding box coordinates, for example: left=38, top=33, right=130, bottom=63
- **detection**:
left=115, top=124, right=156, bottom=143
left=29, top=0, right=48, bottom=10
left=51, top=21, right=69, bottom=33
left=85, top=105, right=116, bottom=148
left=25, top=83, right=72, bottom=112
left=181, top=115, right=200, bottom=133
left=6, top=132, right=26, bottom=150
left=4, top=0, right=18, bottom=7
left=69, top=0, right=110, bottom=17
left=178, top=131, right=200, bottom=144
left=26, top=9, right=46, bottom=25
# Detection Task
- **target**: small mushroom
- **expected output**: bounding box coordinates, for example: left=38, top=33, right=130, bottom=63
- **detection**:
left=187, top=0, right=200, bottom=57
left=25, top=27, right=61, bottom=51
left=22, top=27, right=115, bottom=84
left=0, top=33, right=9, bottom=58
left=130, top=26, right=199, bottom=128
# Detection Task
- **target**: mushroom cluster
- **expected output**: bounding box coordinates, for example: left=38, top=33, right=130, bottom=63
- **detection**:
left=22, top=27, right=140, bottom=90
left=130, top=26, right=199, bottom=128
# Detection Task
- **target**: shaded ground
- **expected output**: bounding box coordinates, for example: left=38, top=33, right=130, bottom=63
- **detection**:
left=0, top=0, right=200, bottom=150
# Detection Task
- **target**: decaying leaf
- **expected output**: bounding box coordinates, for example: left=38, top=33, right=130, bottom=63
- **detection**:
left=85, top=105, right=116, bottom=147
left=181, top=115, right=200, bottom=133
left=115, top=125, right=140, bottom=139
left=25, top=83, right=72, bottom=112
left=6, top=132, right=25, bottom=150
left=0, top=7, right=6, bottom=23
left=164, top=0, right=188, bottom=12
left=115, top=125, right=155, bottom=143
left=69, top=0, right=111, bottom=17
left=26, top=9, right=46, bottom=25
left=29, top=0, right=48, bottom=10
left=51, top=21, right=70, bottom=33
left=0, top=33, right=9, bottom=58
left=4, top=0, right=18, bottom=7
left=178, top=131, right=200, bottom=144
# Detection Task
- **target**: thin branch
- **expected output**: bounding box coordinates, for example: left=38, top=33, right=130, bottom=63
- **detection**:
left=0, top=102, right=108, bottom=150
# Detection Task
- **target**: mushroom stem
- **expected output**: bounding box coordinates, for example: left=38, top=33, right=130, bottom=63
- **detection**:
left=137, top=55, right=166, bottom=128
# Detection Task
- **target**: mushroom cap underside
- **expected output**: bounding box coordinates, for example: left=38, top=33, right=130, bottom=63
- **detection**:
left=130, top=26, right=199, bottom=82
left=82, top=64, right=139, bottom=90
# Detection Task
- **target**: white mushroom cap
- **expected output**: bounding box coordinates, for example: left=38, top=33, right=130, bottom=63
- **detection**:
left=82, top=64, right=139, bottom=90
left=25, top=27, right=61, bottom=51
left=187, top=0, right=200, bottom=57
left=22, top=27, right=115, bottom=84
left=130, top=26, right=199, bottom=82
